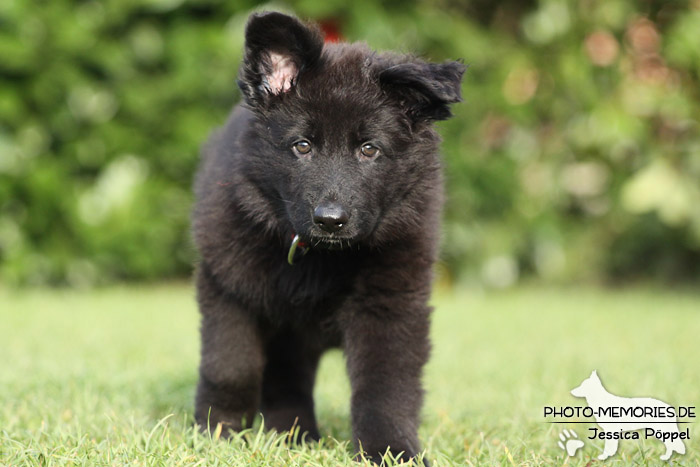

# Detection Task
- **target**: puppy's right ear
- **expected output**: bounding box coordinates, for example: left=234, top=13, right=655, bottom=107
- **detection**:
left=238, top=12, right=323, bottom=108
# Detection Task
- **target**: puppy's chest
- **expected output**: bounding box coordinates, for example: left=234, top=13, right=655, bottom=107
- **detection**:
left=279, top=259, right=351, bottom=299
left=262, top=253, right=358, bottom=315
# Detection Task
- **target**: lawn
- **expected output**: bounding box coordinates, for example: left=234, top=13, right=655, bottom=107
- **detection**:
left=1, top=284, right=698, bottom=466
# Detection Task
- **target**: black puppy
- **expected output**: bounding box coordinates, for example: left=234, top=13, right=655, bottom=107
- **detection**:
left=192, top=11, right=464, bottom=463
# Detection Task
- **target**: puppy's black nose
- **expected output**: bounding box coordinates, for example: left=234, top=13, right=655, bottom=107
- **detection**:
left=313, top=203, right=349, bottom=233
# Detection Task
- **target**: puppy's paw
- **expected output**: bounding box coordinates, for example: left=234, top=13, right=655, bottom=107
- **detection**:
left=356, top=447, right=430, bottom=466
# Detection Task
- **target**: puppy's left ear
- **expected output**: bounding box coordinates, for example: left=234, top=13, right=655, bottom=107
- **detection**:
left=238, top=12, right=324, bottom=108
left=379, top=60, right=466, bottom=122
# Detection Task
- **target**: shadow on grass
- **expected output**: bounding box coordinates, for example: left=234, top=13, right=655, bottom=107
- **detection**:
left=144, top=373, right=353, bottom=442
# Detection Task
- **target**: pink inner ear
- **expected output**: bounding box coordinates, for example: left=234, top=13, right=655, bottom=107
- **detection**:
left=266, top=52, right=297, bottom=94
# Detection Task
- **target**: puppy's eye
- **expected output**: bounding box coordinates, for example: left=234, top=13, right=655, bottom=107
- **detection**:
left=360, top=143, right=379, bottom=159
left=293, top=140, right=312, bottom=155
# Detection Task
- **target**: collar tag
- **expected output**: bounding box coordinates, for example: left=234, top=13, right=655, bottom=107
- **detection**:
left=287, top=234, right=309, bottom=265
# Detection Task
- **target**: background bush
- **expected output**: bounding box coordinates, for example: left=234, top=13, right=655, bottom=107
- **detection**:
left=1, top=0, right=699, bottom=287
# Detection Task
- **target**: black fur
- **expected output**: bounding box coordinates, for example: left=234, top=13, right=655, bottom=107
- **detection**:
left=192, top=11, right=464, bottom=464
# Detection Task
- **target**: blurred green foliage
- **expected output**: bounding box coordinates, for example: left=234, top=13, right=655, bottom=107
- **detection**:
left=1, top=0, right=699, bottom=287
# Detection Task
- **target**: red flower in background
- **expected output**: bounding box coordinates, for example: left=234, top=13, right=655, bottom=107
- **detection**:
left=319, top=18, right=343, bottom=43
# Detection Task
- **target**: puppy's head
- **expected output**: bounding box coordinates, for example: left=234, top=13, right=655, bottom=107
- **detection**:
left=238, top=12, right=465, bottom=249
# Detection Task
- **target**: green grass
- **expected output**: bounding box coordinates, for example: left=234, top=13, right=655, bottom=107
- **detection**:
left=1, top=284, right=699, bottom=466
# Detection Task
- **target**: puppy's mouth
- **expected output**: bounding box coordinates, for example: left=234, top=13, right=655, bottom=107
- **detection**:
left=306, top=235, right=357, bottom=251
left=299, top=220, right=364, bottom=251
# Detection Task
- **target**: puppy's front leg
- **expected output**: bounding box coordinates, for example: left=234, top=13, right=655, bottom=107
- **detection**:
left=343, top=302, right=431, bottom=464
left=194, top=268, right=265, bottom=436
